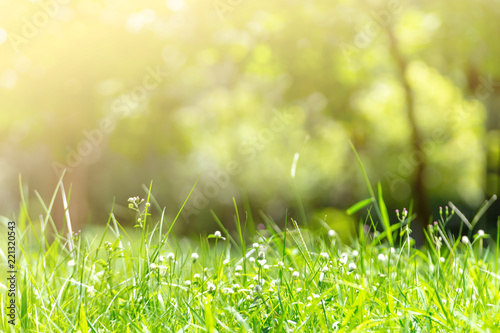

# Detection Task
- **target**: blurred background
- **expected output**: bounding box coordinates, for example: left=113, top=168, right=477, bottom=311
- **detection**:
left=0, top=0, right=499, bottom=238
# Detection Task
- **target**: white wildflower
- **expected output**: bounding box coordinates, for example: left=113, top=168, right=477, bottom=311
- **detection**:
left=207, top=282, right=216, bottom=292
left=339, top=253, right=348, bottom=265
left=87, top=286, right=96, bottom=297
left=223, top=288, right=235, bottom=294
left=377, top=254, right=387, bottom=262
left=213, top=231, right=226, bottom=240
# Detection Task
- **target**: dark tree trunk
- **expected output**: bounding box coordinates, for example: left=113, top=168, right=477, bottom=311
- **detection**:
left=386, top=27, right=431, bottom=235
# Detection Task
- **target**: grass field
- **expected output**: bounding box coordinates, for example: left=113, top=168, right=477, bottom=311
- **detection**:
left=1, top=174, right=499, bottom=333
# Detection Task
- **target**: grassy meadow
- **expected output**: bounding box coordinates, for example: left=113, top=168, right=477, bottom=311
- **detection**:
left=1, top=173, right=499, bottom=333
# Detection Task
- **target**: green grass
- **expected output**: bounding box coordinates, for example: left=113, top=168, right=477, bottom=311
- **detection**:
left=1, top=179, right=500, bottom=332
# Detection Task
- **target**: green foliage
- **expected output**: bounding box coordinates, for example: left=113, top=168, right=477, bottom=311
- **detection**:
left=1, top=0, right=499, bottom=228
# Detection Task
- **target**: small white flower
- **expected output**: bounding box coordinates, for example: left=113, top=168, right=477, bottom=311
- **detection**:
left=232, top=283, right=240, bottom=289
left=68, top=260, right=76, bottom=267
left=191, top=253, right=199, bottom=261
left=149, top=263, right=157, bottom=270
left=377, top=254, right=387, bottom=262
left=440, top=257, right=445, bottom=263
left=159, top=255, right=165, bottom=263
left=263, top=265, right=270, bottom=270
left=461, top=236, right=470, bottom=244
left=235, top=265, right=243, bottom=272
left=258, top=251, right=266, bottom=259
left=339, top=253, right=348, bottom=265
left=213, top=231, right=225, bottom=239
left=249, top=257, right=255, bottom=263
left=296, top=287, right=302, bottom=292
left=253, top=243, right=260, bottom=249
left=184, top=280, right=192, bottom=286
left=87, top=286, right=96, bottom=297
left=207, top=282, right=216, bottom=292
left=194, top=273, right=200, bottom=279
left=223, top=259, right=230, bottom=265
left=307, top=296, right=312, bottom=301
left=253, top=284, right=262, bottom=293
left=313, top=293, right=320, bottom=299
left=328, top=230, right=337, bottom=238
left=320, top=252, right=329, bottom=259
left=223, top=288, right=235, bottom=294
left=348, top=262, right=357, bottom=271
left=292, top=271, right=300, bottom=278
left=322, top=265, right=329, bottom=272
left=167, top=252, right=175, bottom=260
left=352, top=250, right=359, bottom=257
left=257, top=259, right=267, bottom=267
left=477, top=230, right=485, bottom=237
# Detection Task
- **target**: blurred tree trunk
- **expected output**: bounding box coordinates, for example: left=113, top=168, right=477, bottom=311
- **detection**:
left=386, top=27, right=431, bottom=234
left=466, top=66, right=500, bottom=229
